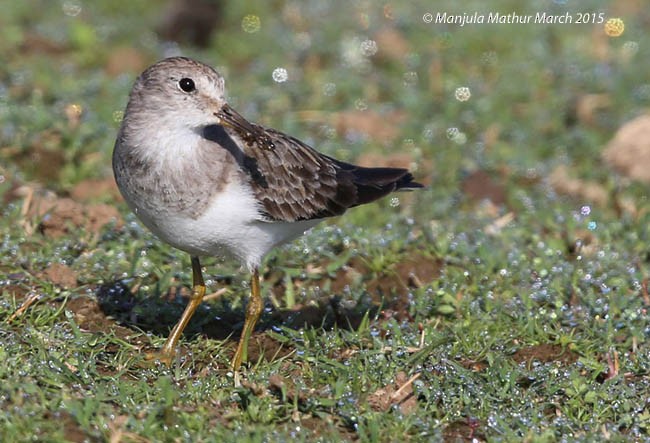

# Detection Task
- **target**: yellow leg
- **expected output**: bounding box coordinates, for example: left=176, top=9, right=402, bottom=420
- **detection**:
left=231, top=268, right=262, bottom=370
left=148, top=256, right=206, bottom=365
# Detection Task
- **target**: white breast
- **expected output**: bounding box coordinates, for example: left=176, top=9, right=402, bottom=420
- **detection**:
left=134, top=179, right=320, bottom=270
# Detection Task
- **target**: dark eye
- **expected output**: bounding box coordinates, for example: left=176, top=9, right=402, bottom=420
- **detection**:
left=179, top=78, right=195, bottom=92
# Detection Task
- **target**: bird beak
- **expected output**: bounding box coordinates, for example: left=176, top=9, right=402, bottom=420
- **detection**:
left=214, top=104, right=275, bottom=151
left=215, top=104, right=256, bottom=135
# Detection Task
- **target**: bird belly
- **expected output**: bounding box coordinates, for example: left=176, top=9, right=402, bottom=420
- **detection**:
left=127, top=179, right=320, bottom=270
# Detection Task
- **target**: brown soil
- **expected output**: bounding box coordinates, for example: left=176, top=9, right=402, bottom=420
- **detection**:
left=39, top=263, right=78, bottom=289
left=367, top=371, right=418, bottom=414
left=21, top=190, right=123, bottom=238
left=443, top=418, right=485, bottom=442
left=66, top=296, right=141, bottom=343
left=602, top=114, right=650, bottom=183
left=511, top=343, right=578, bottom=366
left=270, top=253, right=443, bottom=327
left=10, top=141, right=66, bottom=184
left=461, top=169, right=507, bottom=206
left=69, top=178, right=122, bottom=202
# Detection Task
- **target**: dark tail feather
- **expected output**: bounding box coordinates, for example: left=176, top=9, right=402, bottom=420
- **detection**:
left=355, top=169, right=422, bottom=205
left=331, top=160, right=423, bottom=206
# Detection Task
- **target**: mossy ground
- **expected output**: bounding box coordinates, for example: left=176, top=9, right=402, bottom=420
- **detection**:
left=1, top=1, right=650, bottom=441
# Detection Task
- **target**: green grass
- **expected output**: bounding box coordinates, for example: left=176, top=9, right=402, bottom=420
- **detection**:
left=2, top=0, right=650, bottom=441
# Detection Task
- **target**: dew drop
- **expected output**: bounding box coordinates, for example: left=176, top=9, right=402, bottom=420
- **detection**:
left=62, top=1, right=82, bottom=17
left=621, top=41, right=639, bottom=57
left=403, top=71, right=418, bottom=86
left=272, top=67, right=288, bottom=83
left=481, top=51, right=498, bottom=66
left=446, top=127, right=459, bottom=139
left=322, top=82, right=337, bottom=96
left=360, top=39, right=378, bottom=57
left=241, top=15, right=261, bottom=33
left=454, top=86, right=471, bottom=102
left=604, top=18, right=624, bottom=38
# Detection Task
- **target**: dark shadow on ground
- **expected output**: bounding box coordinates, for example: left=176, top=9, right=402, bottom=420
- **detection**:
left=91, top=253, right=444, bottom=361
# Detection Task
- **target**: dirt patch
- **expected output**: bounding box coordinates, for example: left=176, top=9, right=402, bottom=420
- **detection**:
left=20, top=32, right=69, bottom=55
left=458, top=359, right=489, bottom=372
left=511, top=343, right=578, bottom=366
left=298, top=415, right=357, bottom=441
left=269, top=253, right=442, bottom=325
left=565, top=93, right=611, bottom=127
left=443, top=418, right=484, bottom=442
left=461, top=169, right=507, bottom=206
left=66, top=296, right=139, bottom=343
left=105, top=47, right=149, bottom=77
left=0, top=266, right=29, bottom=299
left=267, top=373, right=310, bottom=405
left=373, top=26, right=410, bottom=62
left=69, top=178, right=122, bottom=202
left=602, top=114, right=650, bottom=183
left=240, top=332, right=295, bottom=363
left=367, top=371, right=419, bottom=414
left=370, top=254, right=442, bottom=295
left=39, top=263, right=78, bottom=289
left=9, top=139, right=66, bottom=184
left=19, top=189, right=122, bottom=238
left=549, top=165, right=608, bottom=206
left=43, top=410, right=87, bottom=443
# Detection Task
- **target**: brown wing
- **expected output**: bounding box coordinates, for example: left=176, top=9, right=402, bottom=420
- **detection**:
left=214, top=105, right=423, bottom=222
left=239, top=127, right=355, bottom=221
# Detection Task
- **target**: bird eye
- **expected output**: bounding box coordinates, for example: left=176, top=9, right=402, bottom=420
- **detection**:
left=179, top=78, right=195, bottom=92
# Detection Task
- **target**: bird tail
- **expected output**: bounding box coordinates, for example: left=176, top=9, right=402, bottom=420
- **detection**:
left=328, top=156, right=424, bottom=206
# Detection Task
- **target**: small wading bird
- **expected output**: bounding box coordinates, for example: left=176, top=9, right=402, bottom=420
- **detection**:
left=112, top=57, right=423, bottom=370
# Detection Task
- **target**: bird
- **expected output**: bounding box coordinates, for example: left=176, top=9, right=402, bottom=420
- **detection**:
left=112, top=56, right=423, bottom=370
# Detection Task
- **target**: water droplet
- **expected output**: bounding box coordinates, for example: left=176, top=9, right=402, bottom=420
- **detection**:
left=604, top=18, right=624, bottom=38
left=62, top=1, right=82, bottom=17
left=481, top=51, right=498, bottom=66
left=272, top=67, right=288, bottom=83
left=446, top=127, right=459, bottom=139
left=445, top=127, right=468, bottom=144
left=403, top=71, right=418, bottom=86
left=622, top=41, right=639, bottom=57
left=241, top=15, right=261, bottom=33
left=454, top=86, right=471, bottom=102
left=360, top=39, right=378, bottom=56
left=322, top=82, right=337, bottom=96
